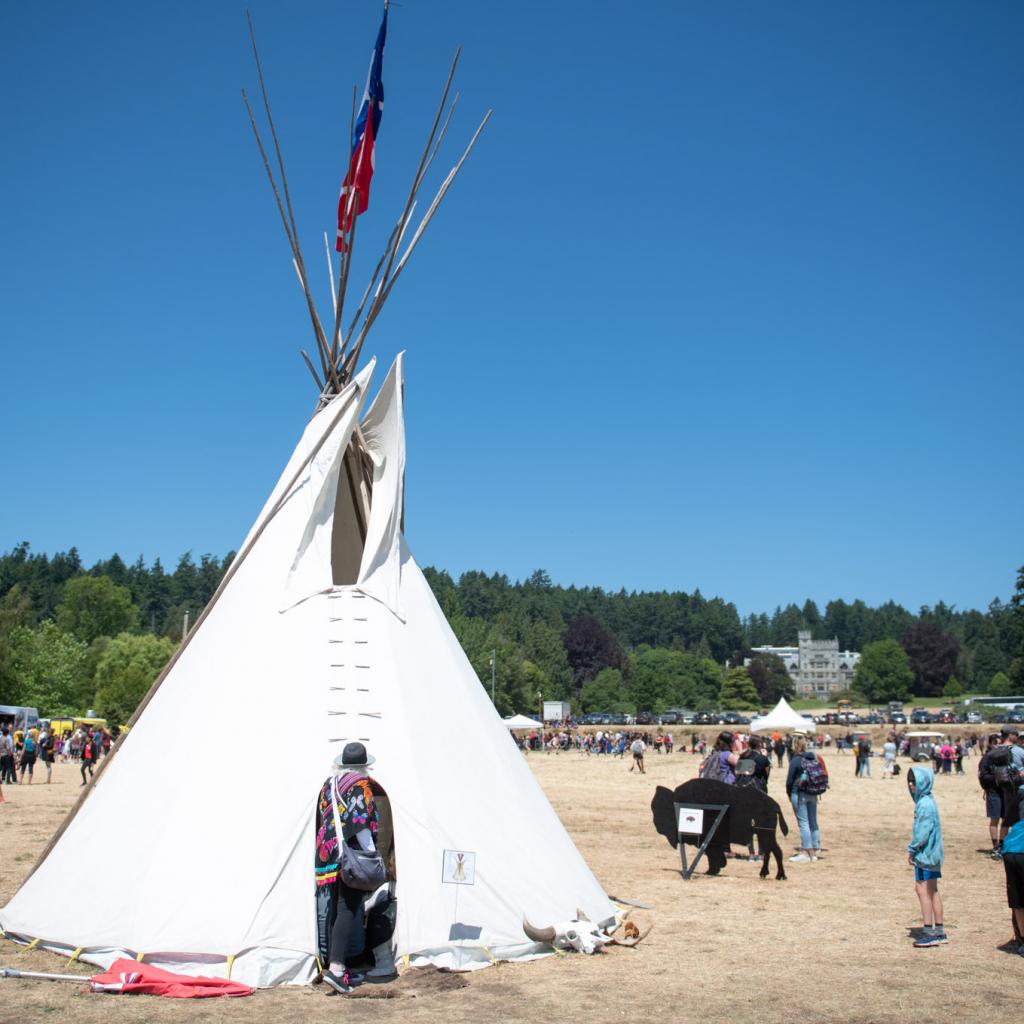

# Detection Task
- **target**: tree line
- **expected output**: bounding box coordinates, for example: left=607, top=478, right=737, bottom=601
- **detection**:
left=1, top=543, right=1021, bottom=720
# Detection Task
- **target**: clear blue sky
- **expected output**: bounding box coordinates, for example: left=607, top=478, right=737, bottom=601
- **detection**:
left=1, top=1, right=1021, bottom=617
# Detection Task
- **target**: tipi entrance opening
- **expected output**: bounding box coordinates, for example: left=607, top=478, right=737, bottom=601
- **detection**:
left=331, top=439, right=373, bottom=585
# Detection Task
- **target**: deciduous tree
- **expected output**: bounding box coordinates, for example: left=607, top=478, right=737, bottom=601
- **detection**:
left=562, top=615, right=627, bottom=691
left=746, top=653, right=795, bottom=703
left=56, top=576, right=138, bottom=644
left=8, top=621, right=90, bottom=713
left=579, top=667, right=627, bottom=713
left=900, top=622, right=959, bottom=697
left=92, top=633, right=176, bottom=724
left=854, top=639, right=914, bottom=703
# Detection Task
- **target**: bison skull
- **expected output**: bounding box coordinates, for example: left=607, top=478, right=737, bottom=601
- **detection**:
left=523, top=917, right=612, bottom=954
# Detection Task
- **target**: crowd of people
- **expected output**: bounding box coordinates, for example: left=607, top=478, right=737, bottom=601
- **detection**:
left=514, top=719, right=1024, bottom=954
left=3, top=716, right=1022, bottom=963
left=0, top=722, right=113, bottom=800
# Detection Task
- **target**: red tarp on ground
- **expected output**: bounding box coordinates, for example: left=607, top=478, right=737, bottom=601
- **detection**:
left=89, top=959, right=254, bottom=998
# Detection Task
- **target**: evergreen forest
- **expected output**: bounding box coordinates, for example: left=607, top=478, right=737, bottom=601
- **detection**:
left=1, top=542, right=1021, bottom=721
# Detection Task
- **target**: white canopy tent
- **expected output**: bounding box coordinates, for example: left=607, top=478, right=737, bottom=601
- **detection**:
left=749, top=697, right=812, bottom=734
left=503, top=714, right=542, bottom=730
left=0, top=359, right=616, bottom=986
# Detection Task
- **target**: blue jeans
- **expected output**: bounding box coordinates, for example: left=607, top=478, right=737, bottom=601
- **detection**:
left=791, top=792, right=820, bottom=850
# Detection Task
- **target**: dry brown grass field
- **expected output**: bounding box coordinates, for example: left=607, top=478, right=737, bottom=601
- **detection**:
left=1, top=747, right=1019, bottom=1023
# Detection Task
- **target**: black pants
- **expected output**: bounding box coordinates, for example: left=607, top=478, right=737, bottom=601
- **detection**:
left=325, top=883, right=397, bottom=967
left=81, top=760, right=94, bottom=784
left=0, top=754, right=15, bottom=783
left=329, top=884, right=366, bottom=965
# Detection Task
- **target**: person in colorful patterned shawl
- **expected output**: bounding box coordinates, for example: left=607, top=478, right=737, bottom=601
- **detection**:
left=314, top=742, right=396, bottom=994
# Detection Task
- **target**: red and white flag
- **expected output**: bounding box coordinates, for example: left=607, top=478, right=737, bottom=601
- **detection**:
left=337, top=6, right=387, bottom=251
left=89, top=958, right=254, bottom=998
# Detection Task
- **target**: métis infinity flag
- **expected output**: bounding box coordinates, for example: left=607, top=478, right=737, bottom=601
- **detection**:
left=336, top=5, right=387, bottom=251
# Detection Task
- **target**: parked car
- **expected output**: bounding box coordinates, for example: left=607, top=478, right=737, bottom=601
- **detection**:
left=890, top=712, right=908, bottom=724
left=636, top=710, right=653, bottom=725
left=864, top=712, right=884, bottom=725
left=1008, top=710, right=1024, bottom=725
left=658, top=711, right=680, bottom=725
left=966, top=710, right=984, bottom=725
left=911, top=708, right=931, bottom=724
left=693, top=711, right=719, bottom=725
left=936, top=709, right=955, bottom=724
left=724, top=713, right=751, bottom=725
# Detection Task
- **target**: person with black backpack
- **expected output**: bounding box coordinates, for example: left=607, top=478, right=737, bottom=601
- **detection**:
left=979, top=733, right=1018, bottom=860
left=18, top=729, right=37, bottom=785
left=735, top=736, right=771, bottom=794
left=786, top=733, right=828, bottom=863
left=856, top=735, right=872, bottom=778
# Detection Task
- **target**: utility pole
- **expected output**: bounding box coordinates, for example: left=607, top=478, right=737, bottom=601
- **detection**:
left=489, top=649, right=496, bottom=704
left=182, top=610, right=189, bottom=641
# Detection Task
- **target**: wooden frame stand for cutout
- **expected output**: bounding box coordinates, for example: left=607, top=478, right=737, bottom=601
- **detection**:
left=674, top=802, right=729, bottom=880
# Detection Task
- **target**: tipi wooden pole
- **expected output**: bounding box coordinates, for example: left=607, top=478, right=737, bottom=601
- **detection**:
left=242, top=88, right=333, bottom=381
left=301, top=349, right=325, bottom=390
left=16, top=381, right=370, bottom=891
left=247, top=8, right=318, bottom=331
left=346, top=108, right=491, bottom=372
left=338, top=90, right=458, bottom=357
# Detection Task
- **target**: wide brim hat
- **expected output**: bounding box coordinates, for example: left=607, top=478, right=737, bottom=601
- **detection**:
left=333, top=741, right=375, bottom=771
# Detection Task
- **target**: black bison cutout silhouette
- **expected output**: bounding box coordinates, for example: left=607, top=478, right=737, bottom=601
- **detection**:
left=651, top=779, right=790, bottom=880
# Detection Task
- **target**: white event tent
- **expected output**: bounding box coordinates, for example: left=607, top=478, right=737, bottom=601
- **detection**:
left=749, top=697, right=812, bottom=734
left=503, top=714, right=542, bottom=730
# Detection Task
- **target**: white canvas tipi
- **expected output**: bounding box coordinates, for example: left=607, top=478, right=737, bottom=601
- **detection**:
left=0, top=355, right=616, bottom=986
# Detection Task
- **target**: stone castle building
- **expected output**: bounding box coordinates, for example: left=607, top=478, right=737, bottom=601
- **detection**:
left=748, top=630, right=860, bottom=697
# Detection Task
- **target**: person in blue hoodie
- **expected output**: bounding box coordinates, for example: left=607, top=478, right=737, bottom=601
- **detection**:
left=907, top=766, right=946, bottom=947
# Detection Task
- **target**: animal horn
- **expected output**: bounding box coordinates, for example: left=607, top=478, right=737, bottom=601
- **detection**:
left=576, top=908, right=590, bottom=922
left=522, top=918, right=557, bottom=944
left=609, top=922, right=653, bottom=947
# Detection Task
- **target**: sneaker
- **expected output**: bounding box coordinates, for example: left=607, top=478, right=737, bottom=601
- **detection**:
left=323, top=969, right=356, bottom=994
left=913, top=934, right=943, bottom=947
left=991, top=848, right=1003, bottom=860
left=931, top=930, right=949, bottom=944
left=788, top=853, right=812, bottom=863
left=1016, top=943, right=1024, bottom=958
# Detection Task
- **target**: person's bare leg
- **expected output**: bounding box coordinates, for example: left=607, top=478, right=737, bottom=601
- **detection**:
left=915, top=880, right=934, bottom=927
left=930, top=883, right=943, bottom=929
